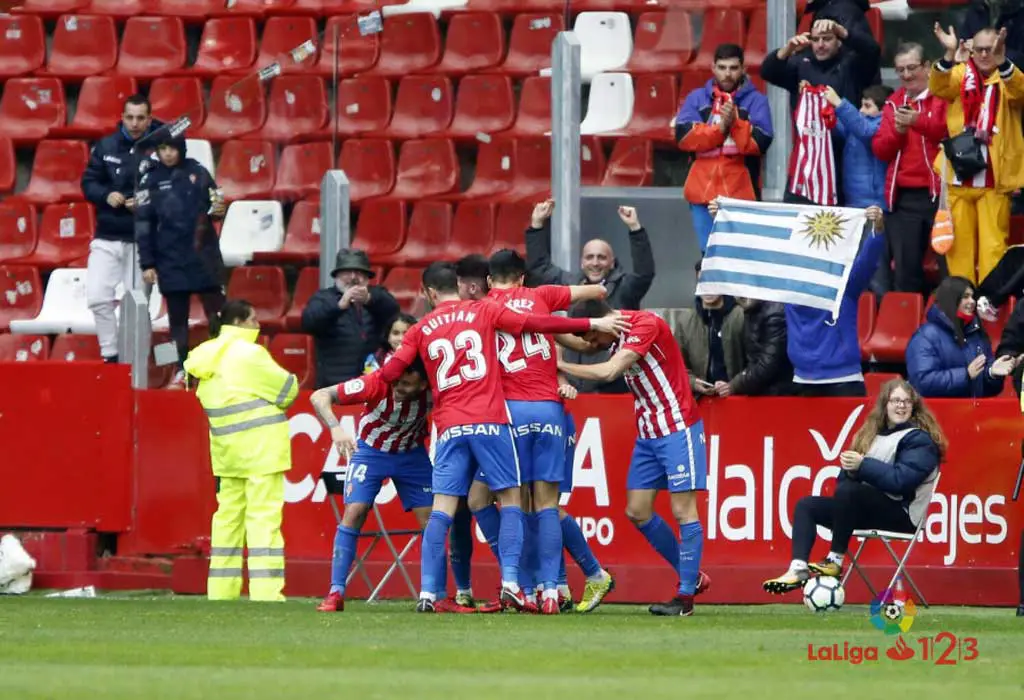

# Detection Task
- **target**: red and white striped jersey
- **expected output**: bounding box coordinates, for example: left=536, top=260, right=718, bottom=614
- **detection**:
left=336, top=371, right=428, bottom=453
left=612, top=310, right=701, bottom=440
left=789, top=87, right=838, bottom=206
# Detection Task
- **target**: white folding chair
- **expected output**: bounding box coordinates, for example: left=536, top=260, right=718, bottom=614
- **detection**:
left=580, top=72, right=634, bottom=135
left=219, top=200, right=285, bottom=268
left=320, top=471, right=420, bottom=602
left=841, top=474, right=940, bottom=608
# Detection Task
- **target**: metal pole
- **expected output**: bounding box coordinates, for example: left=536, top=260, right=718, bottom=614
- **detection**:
left=550, top=32, right=581, bottom=272
left=117, top=289, right=151, bottom=389
left=319, top=170, right=351, bottom=289
left=763, top=0, right=796, bottom=202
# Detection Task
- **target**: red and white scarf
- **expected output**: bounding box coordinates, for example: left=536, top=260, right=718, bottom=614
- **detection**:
left=701, top=87, right=740, bottom=158
left=790, top=85, right=839, bottom=206
left=962, top=60, right=999, bottom=143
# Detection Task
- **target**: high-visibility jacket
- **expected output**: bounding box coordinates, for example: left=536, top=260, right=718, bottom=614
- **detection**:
left=184, top=325, right=299, bottom=478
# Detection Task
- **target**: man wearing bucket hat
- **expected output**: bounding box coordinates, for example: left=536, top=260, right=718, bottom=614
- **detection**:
left=302, top=249, right=400, bottom=388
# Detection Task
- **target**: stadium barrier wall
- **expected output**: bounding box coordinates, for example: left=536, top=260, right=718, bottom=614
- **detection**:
left=0, top=364, right=1020, bottom=604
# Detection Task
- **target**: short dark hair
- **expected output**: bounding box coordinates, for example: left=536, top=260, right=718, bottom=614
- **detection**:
left=380, top=312, right=417, bottom=353
left=219, top=299, right=254, bottom=326
left=862, top=84, right=894, bottom=109
left=124, top=94, right=151, bottom=114
left=455, top=254, right=489, bottom=282
left=713, top=44, right=744, bottom=64
left=403, top=356, right=429, bottom=382
left=569, top=299, right=612, bottom=319
left=488, top=249, right=527, bottom=283
left=422, top=261, right=459, bottom=295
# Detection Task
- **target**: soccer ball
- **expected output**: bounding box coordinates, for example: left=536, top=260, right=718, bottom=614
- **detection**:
left=803, top=576, right=846, bottom=612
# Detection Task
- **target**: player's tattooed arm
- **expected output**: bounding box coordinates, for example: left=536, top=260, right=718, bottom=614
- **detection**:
left=567, top=284, right=608, bottom=303
left=558, top=349, right=641, bottom=383
left=309, top=386, right=341, bottom=429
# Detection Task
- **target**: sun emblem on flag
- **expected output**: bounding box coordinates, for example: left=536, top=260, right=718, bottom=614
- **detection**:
left=801, top=210, right=847, bottom=251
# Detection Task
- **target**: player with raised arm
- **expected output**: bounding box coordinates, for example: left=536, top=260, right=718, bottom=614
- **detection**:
left=486, top=249, right=616, bottom=614
left=308, top=358, right=475, bottom=614
left=376, top=263, right=630, bottom=612
left=559, top=300, right=711, bottom=616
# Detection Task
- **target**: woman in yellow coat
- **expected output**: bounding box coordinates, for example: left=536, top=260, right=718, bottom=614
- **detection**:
left=184, top=299, right=299, bottom=602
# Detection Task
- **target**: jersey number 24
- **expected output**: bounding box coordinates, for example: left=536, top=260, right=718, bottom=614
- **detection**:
left=497, top=331, right=551, bottom=373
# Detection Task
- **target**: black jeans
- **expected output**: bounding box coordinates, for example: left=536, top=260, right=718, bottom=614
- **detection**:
left=793, top=381, right=866, bottom=398
left=166, top=289, right=225, bottom=369
left=792, top=479, right=915, bottom=560
left=886, top=188, right=938, bottom=296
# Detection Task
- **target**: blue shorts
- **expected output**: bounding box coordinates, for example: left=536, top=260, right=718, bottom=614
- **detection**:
left=560, top=411, right=577, bottom=494
left=507, top=399, right=566, bottom=484
left=626, top=420, right=708, bottom=493
left=344, top=441, right=433, bottom=511
left=433, top=423, right=520, bottom=497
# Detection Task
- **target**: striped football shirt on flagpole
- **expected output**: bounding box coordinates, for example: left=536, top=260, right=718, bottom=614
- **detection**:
left=790, top=88, right=838, bottom=206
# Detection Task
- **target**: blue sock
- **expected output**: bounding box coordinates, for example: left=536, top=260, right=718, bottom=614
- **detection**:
left=560, top=513, right=601, bottom=579
left=537, top=508, right=562, bottom=590
left=449, top=508, right=473, bottom=591
left=558, top=552, right=568, bottom=586
left=637, top=514, right=680, bottom=569
left=472, top=504, right=502, bottom=563
left=677, top=521, right=704, bottom=596
left=420, top=511, right=453, bottom=597
left=519, top=512, right=538, bottom=594
left=329, top=525, right=360, bottom=595
left=497, top=505, right=525, bottom=583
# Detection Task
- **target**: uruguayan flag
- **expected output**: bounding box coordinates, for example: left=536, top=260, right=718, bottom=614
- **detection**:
left=696, top=197, right=868, bottom=319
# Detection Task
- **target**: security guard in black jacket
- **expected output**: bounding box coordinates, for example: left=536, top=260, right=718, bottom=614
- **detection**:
left=135, top=133, right=227, bottom=388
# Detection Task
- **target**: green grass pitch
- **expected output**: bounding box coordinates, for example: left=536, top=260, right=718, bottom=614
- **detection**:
left=1, top=596, right=1021, bottom=700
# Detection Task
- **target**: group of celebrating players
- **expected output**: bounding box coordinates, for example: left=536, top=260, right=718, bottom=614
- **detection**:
left=309, top=204, right=710, bottom=616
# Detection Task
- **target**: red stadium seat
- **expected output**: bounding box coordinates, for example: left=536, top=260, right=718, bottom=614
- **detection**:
left=627, top=11, right=695, bottom=74
left=580, top=136, right=607, bottom=186
left=52, top=76, right=138, bottom=140
left=82, top=0, right=147, bottom=18
left=0, top=15, right=45, bottom=78
left=389, top=139, right=459, bottom=200
left=862, top=292, right=924, bottom=363
left=858, top=291, right=877, bottom=359
left=50, top=333, right=102, bottom=361
left=315, top=14, right=380, bottom=77
left=499, top=13, right=565, bottom=77
left=255, top=76, right=329, bottom=142
left=380, top=76, right=453, bottom=140
left=324, top=77, right=392, bottom=138
left=400, top=201, right=453, bottom=267
left=0, top=78, right=67, bottom=145
left=17, top=202, right=94, bottom=269
left=492, top=202, right=531, bottom=255
left=0, top=334, right=50, bottom=362
left=114, top=17, right=187, bottom=78
left=11, top=0, right=87, bottom=19
left=354, top=199, right=407, bottom=261
left=188, top=17, right=257, bottom=77
left=500, top=137, right=550, bottom=203
left=285, top=265, right=320, bottom=331
left=0, top=201, right=38, bottom=262
left=268, top=333, right=316, bottom=389
left=746, top=7, right=767, bottom=68
left=19, top=140, right=90, bottom=206
left=148, top=77, right=206, bottom=129
left=450, top=201, right=496, bottom=259
left=619, top=73, right=677, bottom=144
left=217, top=140, right=277, bottom=201
left=338, top=138, right=396, bottom=203
left=0, top=265, right=43, bottom=331
left=864, top=371, right=901, bottom=397
left=273, top=142, right=333, bottom=201
left=194, top=75, right=266, bottom=142
left=149, top=0, right=224, bottom=20
left=438, top=137, right=516, bottom=202
left=41, top=15, right=118, bottom=82
left=382, top=266, right=425, bottom=314
left=689, top=10, right=745, bottom=73
left=0, top=137, right=15, bottom=193
left=259, top=200, right=321, bottom=265
left=508, top=76, right=552, bottom=138
left=602, top=137, right=653, bottom=187
left=226, top=266, right=288, bottom=330
left=286, top=0, right=381, bottom=14
left=367, top=13, right=442, bottom=77
left=211, top=0, right=298, bottom=17
left=253, top=16, right=319, bottom=75
left=447, top=75, right=515, bottom=141
left=432, top=11, right=505, bottom=75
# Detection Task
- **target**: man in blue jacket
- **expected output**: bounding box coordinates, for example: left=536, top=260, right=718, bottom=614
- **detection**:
left=82, top=95, right=163, bottom=364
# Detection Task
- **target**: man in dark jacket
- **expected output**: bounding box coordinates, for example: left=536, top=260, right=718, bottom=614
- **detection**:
left=525, top=200, right=655, bottom=393
left=805, top=0, right=881, bottom=82
left=961, top=0, right=1024, bottom=66
left=724, top=299, right=792, bottom=397
left=302, top=249, right=400, bottom=389
left=82, top=94, right=163, bottom=363
left=676, top=290, right=745, bottom=399
left=136, top=133, right=226, bottom=388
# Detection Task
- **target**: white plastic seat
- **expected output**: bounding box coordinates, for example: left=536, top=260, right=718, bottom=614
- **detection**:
left=186, top=138, right=215, bottom=178
left=550, top=13, right=631, bottom=83
left=219, top=200, right=285, bottom=267
left=580, top=72, right=634, bottom=135
left=381, top=2, right=465, bottom=18
left=10, top=268, right=94, bottom=334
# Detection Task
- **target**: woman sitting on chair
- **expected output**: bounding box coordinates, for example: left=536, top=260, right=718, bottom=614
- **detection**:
left=764, top=378, right=945, bottom=594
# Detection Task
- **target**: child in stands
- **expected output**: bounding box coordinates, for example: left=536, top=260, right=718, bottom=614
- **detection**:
left=364, top=313, right=417, bottom=374
left=824, top=83, right=893, bottom=209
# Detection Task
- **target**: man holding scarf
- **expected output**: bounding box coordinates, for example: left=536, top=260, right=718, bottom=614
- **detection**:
left=930, top=24, right=1024, bottom=284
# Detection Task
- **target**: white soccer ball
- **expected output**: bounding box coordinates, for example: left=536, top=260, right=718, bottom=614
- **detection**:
left=803, top=575, right=845, bottom=612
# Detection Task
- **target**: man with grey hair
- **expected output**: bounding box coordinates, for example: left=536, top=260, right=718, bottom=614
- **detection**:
left=525, top=200, right=655, bottom=393
left=302, top=249, right=400, bottom=388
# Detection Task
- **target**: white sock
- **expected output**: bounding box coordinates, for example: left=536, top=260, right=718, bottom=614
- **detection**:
left=586, top=569, right=609, bottom=584
left=790, top=559, right=808, bottom=572
left=826, top=552, right=844, bottom=566
left=557, top=584, right=571, bottom=597
left=420, top=592, right=436, bottom=602
left=542, top=588, right=558, bottom=601
left=456, top=588, right=472, bottom=598
left=502, top=581, right=520, bottom=594
left=525, top=592, right=537, bottom=605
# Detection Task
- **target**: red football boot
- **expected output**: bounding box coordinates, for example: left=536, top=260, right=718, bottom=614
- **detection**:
left=434, top=598, right=478, bottom=614
left=540, top=597, right=559, bottom=615
left=696, top=570, right=711, bottom=596
left=317, top=591, right=344, bottom=612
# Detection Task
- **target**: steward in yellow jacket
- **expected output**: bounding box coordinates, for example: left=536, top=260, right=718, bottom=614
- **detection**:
left=183, top=299, right=299, bottom=602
